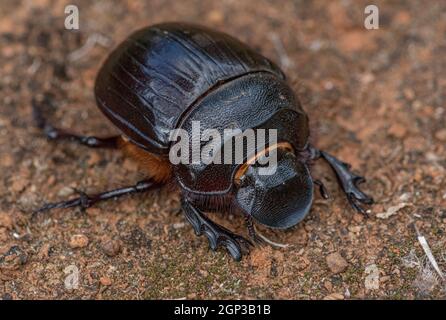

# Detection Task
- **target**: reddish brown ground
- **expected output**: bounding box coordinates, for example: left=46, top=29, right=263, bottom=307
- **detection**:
left=0, top=0, right=445, bottom=299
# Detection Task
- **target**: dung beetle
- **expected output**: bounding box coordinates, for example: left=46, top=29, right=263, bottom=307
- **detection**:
left=33, top=22, right=373, bottom=261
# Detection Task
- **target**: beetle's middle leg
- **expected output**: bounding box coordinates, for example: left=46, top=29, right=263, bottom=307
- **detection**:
left=181, top=198, right=252, bottom=261
left=309, top=146, right=374, bottom=215
left=32, top=99, right=120, bottom=149
left=33, top=179, right=159, bottom=219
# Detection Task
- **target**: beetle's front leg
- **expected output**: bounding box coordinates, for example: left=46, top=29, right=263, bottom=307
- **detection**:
left=244, top=214, right=266, bottom=246
left=310, top=146, right=374, bottom=215
left=181, top=198, right=252, bottom=261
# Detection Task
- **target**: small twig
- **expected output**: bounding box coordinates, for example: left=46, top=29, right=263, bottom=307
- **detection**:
left=268, top=33, right=293, bottom=71
left=253, top=226, right=290, bottom=248
left=414, top=225, right=444, bottom=281
left=27, top=58, right=42, bottom=75
left=68, top=33, right=111, bottom=62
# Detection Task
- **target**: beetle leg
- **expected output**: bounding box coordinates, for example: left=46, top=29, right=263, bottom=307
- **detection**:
left=44, top=126, right=120, bottom=148
left=313, top=179, right=330, bottom=199
left=181, top=198, right=252, bottom=261
left=32, top=99, right=120, bottom=149
left=311, top=147, right=374, bottom=215
left=244, top=215, right=266, bottom=246
left=33, top=179, right=158, bottom=219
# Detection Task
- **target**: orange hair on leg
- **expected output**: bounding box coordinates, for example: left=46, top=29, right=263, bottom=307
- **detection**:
left=118, top=137, right=172, bottom=183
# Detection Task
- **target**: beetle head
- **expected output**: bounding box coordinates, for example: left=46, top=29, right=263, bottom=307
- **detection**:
left=235, top=148, right=313, bottom=229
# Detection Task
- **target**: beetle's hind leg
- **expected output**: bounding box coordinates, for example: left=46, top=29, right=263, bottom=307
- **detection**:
left=32, top=98, right=120, bottom=149
left=310, top=147, right=374, bottom=215
left=181, top=198, right=252, bottom=261
left=33, top=179, right=159, bottom=219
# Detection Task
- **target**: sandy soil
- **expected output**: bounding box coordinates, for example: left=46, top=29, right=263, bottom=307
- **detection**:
left=0, top=0, right=445, bottom=299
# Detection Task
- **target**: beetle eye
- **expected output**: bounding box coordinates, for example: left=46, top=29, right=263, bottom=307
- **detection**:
left=238, top=174, right=249, bottom=187
left=237, top=172, right=256, bottom=188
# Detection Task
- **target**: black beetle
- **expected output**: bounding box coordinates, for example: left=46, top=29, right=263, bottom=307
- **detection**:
left=33, top=22, right=373, bottom=260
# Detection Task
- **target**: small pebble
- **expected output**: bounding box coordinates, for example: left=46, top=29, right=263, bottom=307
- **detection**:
left=344, top=288, right=351, bottom=299
left=364, top=264, right=380, bottom=290
left=173, top=222, right=186, bottom=229
left=324, top=280, right=333, bottom=291
left=326, top=252, right=349, bottom=274
left=207, top=10, right=224, bottom=23
left=0, top=212, right=13, bottom=230
left=86, top=207, right=101, bottom=217
left=58, top=186, right=74, bottom=197
left=0, top=154, right=14, bottom=167
left=388, top=123, right=407, bottom=138
left=403, top=88, right=415, bottom=100
left=87, top=152, right=101, bottom=166
left=435, top=129, right=446, bottom=142
left=101, top=239, right=121, bottom=257
left=69, top=234, right=89, bottom=248
left=37, top=243, right=51, bottom=260
left=11, top=178, right=27, bottom=193
left=100, top=276, right=112, bottom=286
left=323, top=293, right=344, bottom=300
